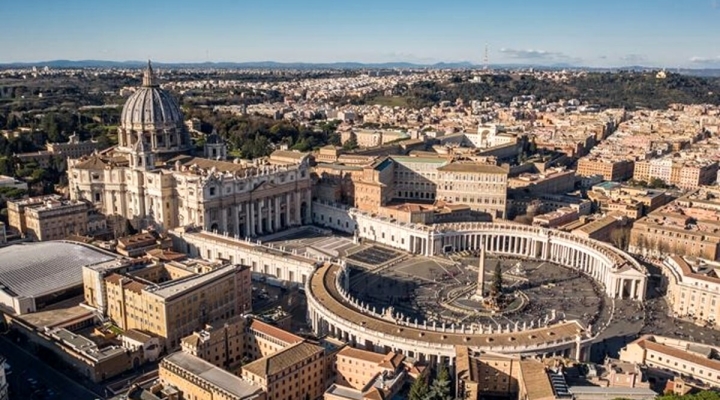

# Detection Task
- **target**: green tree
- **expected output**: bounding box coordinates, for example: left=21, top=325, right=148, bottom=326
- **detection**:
left=427, top=364, right=453, bottom=400
left=491, top=261, right=503, bottom=297
left=342, top=132, right=358, bottom=151
left=657, top=391, right=720, bottom=400
left=408, top=376, right=429, bottom=400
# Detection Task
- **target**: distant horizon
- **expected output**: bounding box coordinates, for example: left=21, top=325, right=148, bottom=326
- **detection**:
left=3, top=0, right=720, bottom=68
left=1, top=58, right=717, bottom=70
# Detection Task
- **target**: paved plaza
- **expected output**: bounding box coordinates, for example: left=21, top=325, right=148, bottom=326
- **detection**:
left=348, top=254, right=610, bottom=331
left=266, top=230, right=720, bottom=363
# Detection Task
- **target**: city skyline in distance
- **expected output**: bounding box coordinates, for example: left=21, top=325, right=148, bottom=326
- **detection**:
left=2, top=0, right=720, bottom=68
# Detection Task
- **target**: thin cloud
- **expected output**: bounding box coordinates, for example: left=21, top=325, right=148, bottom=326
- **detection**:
left=690, top=56, right=720, bottom=64
left=619, top=54, right=647, bottom=64
left=498, top=48, right=566, bottom=60
left=712, top=0, right=719, bottom=9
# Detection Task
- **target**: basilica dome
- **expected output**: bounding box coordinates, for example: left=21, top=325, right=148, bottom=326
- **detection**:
left=120, top=62, right=183, bottom=131
left=117, top=61, right=191, bottom=159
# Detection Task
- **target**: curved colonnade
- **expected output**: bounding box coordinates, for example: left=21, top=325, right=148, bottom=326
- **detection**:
left=306, top=222, right=649, bottom=364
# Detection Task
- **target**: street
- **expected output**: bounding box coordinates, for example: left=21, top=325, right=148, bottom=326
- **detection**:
left=0, top=334, right=102, bottom=400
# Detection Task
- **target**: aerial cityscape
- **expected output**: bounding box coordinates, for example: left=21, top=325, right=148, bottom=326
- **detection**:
left=2, top=1, right=720, bottom=400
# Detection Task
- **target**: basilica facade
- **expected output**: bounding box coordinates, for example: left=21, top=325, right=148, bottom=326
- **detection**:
left=67, top=62, right=312, bottom=235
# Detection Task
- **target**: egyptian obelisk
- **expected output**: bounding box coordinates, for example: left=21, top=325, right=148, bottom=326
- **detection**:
left=475, top=239, right=486, bottom=299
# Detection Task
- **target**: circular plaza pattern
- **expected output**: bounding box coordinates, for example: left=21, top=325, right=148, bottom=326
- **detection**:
left=306, top=222, right=648, bottom=365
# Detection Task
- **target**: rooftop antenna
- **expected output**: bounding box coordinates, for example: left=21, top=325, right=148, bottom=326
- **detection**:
left=483, top=43, right=489, bottom=70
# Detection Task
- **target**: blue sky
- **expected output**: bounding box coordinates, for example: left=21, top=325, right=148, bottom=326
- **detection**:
left=2, top=0, right=720, bottom=67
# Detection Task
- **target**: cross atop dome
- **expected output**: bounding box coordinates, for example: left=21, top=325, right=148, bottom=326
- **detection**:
left=142, top=60, right=157, bottom=87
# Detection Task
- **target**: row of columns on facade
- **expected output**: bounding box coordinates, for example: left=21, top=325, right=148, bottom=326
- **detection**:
left=407, top=231, right=644, bottom=301
left=308, top=307, right=586, bottom=365
left=212, top=190, right=310, bottom=237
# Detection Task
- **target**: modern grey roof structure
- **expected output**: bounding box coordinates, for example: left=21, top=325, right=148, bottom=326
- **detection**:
left=0, top=241, right=115, bottom=300
left=162, top=352, right=263, bottom=399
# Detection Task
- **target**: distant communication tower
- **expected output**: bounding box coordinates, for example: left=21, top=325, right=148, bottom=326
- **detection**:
left=483, top=44, right=489, bottom=70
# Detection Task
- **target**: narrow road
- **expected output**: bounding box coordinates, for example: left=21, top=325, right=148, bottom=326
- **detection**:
left=0, top=334, right=102, bottom=400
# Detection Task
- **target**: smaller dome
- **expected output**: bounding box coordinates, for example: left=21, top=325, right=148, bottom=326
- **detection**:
left=206, top=130, right=223, bottom=144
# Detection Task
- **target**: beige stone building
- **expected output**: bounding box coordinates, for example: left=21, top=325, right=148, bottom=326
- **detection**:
left=160, top=351, right=265, bottom=400
left=455, top=346, right=559, bottom=400
left=661, top=255, right=720, bottom=326
left=508, top=168, right=576, bottom=196
left=241, top=341, right=326, bottom=400
left=571, top=212, right=626, bottom=243
left=633, top=158, right=718, bottom=189
left=436, top=162, right=508, bottom=219
left=325, top=347, right=412, bottom=400
left=7, top=195, right=91, bottom=241
left=577, top=158, right=634, bottom=181
left=588, top=183, right=671, bottom=220
left=620, top=335, right=720, bottom=388
left=180, top=315, right=247, bottom=370
left=630, top=189, right=720, bottom=260
left=83, top=257, right=251, bottom=350
left=67, top=63, right=312, bottom=235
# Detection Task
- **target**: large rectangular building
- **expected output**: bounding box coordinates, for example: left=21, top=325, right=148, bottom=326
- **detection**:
left=160, top=351, right=265, bottom=400
left=241, top=341, right=326, bottom=400
left=630, top=189, right=720, bottom=260
left=83, top=258, right=252, bottom=350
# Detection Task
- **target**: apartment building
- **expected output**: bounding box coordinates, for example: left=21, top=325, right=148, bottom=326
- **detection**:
left=576, top=158, right=634, bottom=181
left=508, top=168, right=576, bottom=196
left=589, top=183, right=671, bottom=220
left=633, top=158, right=718, bottom=190
left=620, top=335, right=720, bottom=388
left=455, top=346, right=559, bottom=400
left=84, top=258, right=252, bottom=350
left=630, top=189, right=720, bottom=260
left=325, top=347, right=409, bottom=400
left=160, top=352, right=265, bottom=400
left=180, top=315, right=246, bottom=370
left=7, top=195, right=90, bottom=241
left=436, top=162, right=509, bottom=219
left=571, top=212, right=626, bottom=243
left=241, top=341, right=326, bottom=400
left=662, top=256, right=720, bottom=327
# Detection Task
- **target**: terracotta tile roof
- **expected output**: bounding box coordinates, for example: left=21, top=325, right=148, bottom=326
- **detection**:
left=379, top=352, right=405, bottom=370
left=249, top=319, right=303, bottom=345
left=362, top=387, right=385, bottom=400
left=337, top=347, right=385, bottom=364
left=639, top=337, right=720, bottom=371
left=242, top=341, right=323, bottom=378
left=122, top=329, right=153, bottom=343
left=670, top=255, right=720, bottom=284
left=73, top=154, right=108, bottom=170
left=519, top=361, right=554, bottom=400
left=105, top=273, right=124, bottom=285
left=180, top=333, right=200, bottom=348
left=124, top=279, right=147, bottom=294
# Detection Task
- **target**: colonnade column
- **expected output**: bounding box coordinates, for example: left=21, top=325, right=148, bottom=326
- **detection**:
left=285, top=193, right=291, bottom=228
left=250, top=201, right=256, bottom=237
left=274, top=196, right=281, bottom=232
left=218, top=207, right=227, bottom=234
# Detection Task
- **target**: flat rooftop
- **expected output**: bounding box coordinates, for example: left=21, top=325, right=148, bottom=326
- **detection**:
left=163, top=352, right=263, bottom=399
left=145, top=264, right=235, bottom=299
left=0, top=241, right=115, bottom=298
